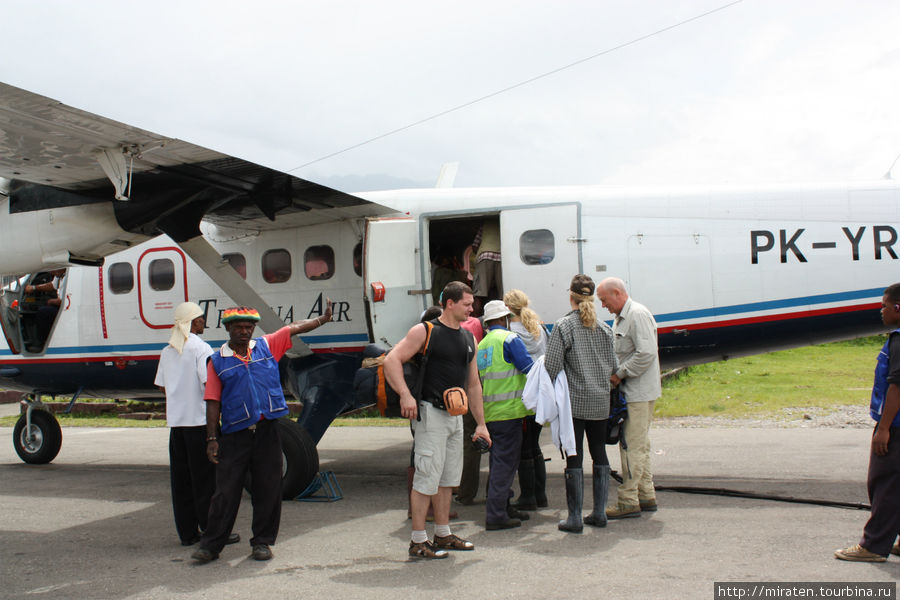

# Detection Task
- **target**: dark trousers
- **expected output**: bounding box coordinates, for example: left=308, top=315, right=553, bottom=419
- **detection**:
left=860, top=425, right=900, bottom=556
left=169, top=425, right=216, bottom=543
left=457, top=410, right=482, bottom=502
left=566, top=418, right=609, bottom=469
left=486, top=418, right=523, bottom=523
left=199, top=419, right=283, bottom=552
left=521, top=415, right=543, bottom=460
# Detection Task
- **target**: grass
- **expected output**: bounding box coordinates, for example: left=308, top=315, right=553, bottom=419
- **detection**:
left=0, top=335, right=885, bottom=427
left=657, top=335, right=884, bottom=418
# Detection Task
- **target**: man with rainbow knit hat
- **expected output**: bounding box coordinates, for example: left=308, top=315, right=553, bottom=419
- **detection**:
left=192, top=301, right=332, bottom=563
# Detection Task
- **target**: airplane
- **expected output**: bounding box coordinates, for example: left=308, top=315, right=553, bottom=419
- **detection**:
left=1, top=81, right=897, bottom=498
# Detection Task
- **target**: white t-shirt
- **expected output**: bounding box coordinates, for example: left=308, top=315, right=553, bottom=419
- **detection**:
left=154, top=333, right=214, bottom=427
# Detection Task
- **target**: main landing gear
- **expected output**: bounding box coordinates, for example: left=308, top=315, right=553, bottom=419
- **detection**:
left=13, top=394, right=62, bottom=464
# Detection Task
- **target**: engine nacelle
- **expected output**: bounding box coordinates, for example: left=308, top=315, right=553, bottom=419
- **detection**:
left=0, top=196, right=147, bottom=275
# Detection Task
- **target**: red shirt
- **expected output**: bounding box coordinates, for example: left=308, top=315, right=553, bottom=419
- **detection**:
left=204, top=327, right=293, bottom=401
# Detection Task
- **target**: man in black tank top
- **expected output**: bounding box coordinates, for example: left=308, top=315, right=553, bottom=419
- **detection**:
left=385, top=282, right=492, bottom=559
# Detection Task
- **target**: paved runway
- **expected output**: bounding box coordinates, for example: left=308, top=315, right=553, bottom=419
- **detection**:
left=0, top=424, right=896, bottom=599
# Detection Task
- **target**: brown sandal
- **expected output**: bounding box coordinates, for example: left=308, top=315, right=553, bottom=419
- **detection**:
left=408, top=540, right=449, bottom=559
left=434, top=534, right=475, bottom=551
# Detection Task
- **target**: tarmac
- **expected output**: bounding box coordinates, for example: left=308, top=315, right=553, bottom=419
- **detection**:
left=0, top=418, right=897, bottom=600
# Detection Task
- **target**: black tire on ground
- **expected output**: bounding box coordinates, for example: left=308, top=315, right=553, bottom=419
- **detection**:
left=13, top=410, right=62, bottom=464
left=277, top=418, right=319, bottom=500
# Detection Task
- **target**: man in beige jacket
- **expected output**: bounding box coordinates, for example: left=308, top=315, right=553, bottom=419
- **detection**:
left=597, top=277, right=662, bottom=519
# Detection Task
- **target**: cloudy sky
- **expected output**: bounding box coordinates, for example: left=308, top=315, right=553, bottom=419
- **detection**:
left=2, top=1, right=899, bottom=191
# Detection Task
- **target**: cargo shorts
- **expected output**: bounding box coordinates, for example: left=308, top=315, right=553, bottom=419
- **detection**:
left=412, top=402, right=464, bottom=496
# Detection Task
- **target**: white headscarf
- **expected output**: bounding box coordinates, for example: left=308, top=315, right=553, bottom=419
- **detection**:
left=168, top=302, right=204, bottom=354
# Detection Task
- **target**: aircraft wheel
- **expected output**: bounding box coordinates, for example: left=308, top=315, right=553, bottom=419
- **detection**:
left=13, top=409, right=62, bottom=464
left=278, top=417, right=319, bottom=500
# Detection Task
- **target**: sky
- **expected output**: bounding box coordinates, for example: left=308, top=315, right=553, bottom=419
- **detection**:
left=2, top=0, right=900, bottom=192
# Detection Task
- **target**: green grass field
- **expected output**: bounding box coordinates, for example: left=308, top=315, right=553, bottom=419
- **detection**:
left=0, top=335, right=885, bottom=427
left=657, top=335, right=883, bottom=418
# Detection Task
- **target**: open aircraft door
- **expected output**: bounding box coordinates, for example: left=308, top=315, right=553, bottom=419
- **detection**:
left=0, top=277, right=23, bottom=354
left=136, top=247, right=188, bottom=329
left=364, top=217, right=423, bottom=346
left=501, top=204, right=582, bottom=321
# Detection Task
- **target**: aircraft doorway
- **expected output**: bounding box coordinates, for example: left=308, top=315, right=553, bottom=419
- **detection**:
left=136, top=247, right=188, bottom=329
left=427, top=215, right=496, bottom=315
left=0, top=269, right=68, bottom=354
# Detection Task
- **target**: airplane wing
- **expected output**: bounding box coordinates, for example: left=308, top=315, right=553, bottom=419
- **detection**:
left=0, top=81, right=400, bottom=351
left=0, top=81, right=397, bottom=240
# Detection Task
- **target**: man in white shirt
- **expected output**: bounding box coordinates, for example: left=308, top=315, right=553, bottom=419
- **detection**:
left=597, top=278, right=662, bottom=519
left=155, top=302, right=235, bottom=546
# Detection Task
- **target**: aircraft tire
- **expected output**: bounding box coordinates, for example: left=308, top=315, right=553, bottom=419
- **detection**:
left=278, top=417, right=320, bottom=500
left=13, top=409, right=62, bottom=464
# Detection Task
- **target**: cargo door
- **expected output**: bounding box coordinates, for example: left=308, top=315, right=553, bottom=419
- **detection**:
left=136, top=247, right=188, bottom=329
left=500, top=204, right=581, bottom=322
left=363, top=217, right=422, bottom=346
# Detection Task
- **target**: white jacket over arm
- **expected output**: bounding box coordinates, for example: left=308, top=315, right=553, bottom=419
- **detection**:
left=522, top=356, right=577, bottom=457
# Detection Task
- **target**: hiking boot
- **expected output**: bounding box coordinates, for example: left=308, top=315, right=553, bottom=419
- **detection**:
left=507, top=504, right=530, bottom=521
left=191, top=547, right=218, bottom=563
left=834, top=544, right=886, bottom=562
left=251, top=544, right=273, bottom=561
left=409, top=540, right=449, bottom=559
left=486, top=518, right=521, bottom=530
left=639, top=499, right=658, bottom=512
left=606, top=503, right=641, bottom=520
left=226, top=533, right=241, bottom=545
left=434, top=534, right=474, bottom=551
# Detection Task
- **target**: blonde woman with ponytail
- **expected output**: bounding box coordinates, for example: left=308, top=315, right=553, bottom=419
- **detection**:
left=544, top=274, right=617, bottom=533
left=503, top=289, right=550, bottom=511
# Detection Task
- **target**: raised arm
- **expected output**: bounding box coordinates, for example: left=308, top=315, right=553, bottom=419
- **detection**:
left=285, top=298, right=333, bottom=336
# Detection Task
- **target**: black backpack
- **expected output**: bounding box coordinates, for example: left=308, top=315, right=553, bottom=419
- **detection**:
left=606, top=386, right=628, bottom=448
left=352, top=322, right=434, bottom=417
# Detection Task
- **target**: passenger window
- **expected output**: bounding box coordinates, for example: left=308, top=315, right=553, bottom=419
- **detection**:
left=262, top=249, right=291, bottom=283
left=149, top=258, right=175, bottom=291
left=223, top=253, right=246, bottom=280
left=519, top=229, right=555, bottom=265
left=108, top=262, right=134, bottom=294
left=305, top=245, right=335, bottom=281
left=352, top=242, right=362, bottom=277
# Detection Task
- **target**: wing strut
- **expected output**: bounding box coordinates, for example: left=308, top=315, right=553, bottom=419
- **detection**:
left=176, top=236, right=312, bottom=357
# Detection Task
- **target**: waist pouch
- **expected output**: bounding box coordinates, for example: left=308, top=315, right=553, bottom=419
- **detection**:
left=442, top=387, right=468, bottom=416
left=424, top=387, right=469, bottom=416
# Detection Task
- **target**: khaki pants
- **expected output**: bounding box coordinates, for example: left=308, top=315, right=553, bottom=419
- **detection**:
left=616, top=400, right=655, bottom=506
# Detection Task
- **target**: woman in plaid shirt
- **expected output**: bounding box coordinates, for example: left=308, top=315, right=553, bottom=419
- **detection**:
left=544, top=274, right=618, bottom=533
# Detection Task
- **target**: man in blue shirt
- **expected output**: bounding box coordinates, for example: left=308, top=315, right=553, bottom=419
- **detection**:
left=477, top=300, right=534, bottom=530
left=835, top=283, right=900, bottom=562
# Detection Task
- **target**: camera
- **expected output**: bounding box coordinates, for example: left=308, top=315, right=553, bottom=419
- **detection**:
left=472, top=437, right=490, bottom=454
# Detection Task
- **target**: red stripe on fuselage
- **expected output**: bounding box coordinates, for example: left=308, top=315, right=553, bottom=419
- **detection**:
left=0, top=346, right=367, bottom=365
left=656, top=302, right=880, bottom=334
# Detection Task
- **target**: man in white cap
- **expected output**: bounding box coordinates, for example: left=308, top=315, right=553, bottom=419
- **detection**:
left=154, top=302, right=237, bottom=546
left=476, top=299, right=534, bottom=530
